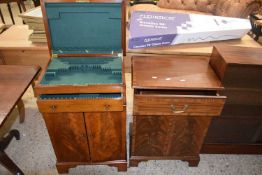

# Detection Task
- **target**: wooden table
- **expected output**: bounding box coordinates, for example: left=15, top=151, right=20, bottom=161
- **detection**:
left=0, top=25, right=49, bottom=78
left=0, top=65, right=40, bottom=175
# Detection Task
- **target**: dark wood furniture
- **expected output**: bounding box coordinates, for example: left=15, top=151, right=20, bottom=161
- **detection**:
left=0, top=0, right=26, bottom=24
left=130, top=56, right=226, bottom=167
left=250, top=12, right=262, bottom=41
left=33, top=0, right=127, bottom=173
left=202, top=46, right=262, bottom=154
left=0, top=65, right=40, bottom=175
left=0, top=8, right=4, bottom=24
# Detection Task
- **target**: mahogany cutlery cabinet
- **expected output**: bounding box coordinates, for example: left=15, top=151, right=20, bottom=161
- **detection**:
left=34, top=0, right=127, bottom=173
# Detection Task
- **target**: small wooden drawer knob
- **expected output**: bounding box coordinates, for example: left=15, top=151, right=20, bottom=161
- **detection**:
left=104, top=104, right=111, bottom=111
left=50, top=105, right=57, bottom=112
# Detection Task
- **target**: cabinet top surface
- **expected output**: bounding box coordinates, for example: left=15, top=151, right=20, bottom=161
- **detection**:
left=132, top=56, right=223, bottom=90
left=215, top=46, right=262, bottom=66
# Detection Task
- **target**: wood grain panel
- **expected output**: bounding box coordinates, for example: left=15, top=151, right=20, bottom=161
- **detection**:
left=169, top=117, right=211, bottom=156
left=43, top=113, right=90, bottom=162
left=132, top=56, right=223, bottom=90
left=206, top=46, right=262, bottom=154
left=132, top=116, right=170, bottom=156
left=0, top=65, right=40, bottom=126
left=134, top=94, right=225, bottom=116
left=213, top=46, right=262, bottom=66
left=220, top=104, right=262, bottom=119
left=84, top=111, right=125, bottom=162
left=221, top=66, right=262, bottom=89
left=205, top=117, right=262, bottom=143
left=34, top=84, right=123, bottom=95
left=210, top=46, right=262, bottom=89
left=1, top=50, right=50, bottom=72
left=220, top=88, right=262, bottom=105
left=37, top=98, right=123, bottom=113
left=209, top=47, right=227, bottom=80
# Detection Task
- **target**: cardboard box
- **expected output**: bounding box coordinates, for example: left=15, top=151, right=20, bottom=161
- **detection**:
left=129, top=11, right=251, bottom=49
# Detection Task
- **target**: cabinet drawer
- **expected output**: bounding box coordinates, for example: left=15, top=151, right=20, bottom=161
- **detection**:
left=37, top=94, right=123, bottom=113
left=134, top=94, right=225, bottom=116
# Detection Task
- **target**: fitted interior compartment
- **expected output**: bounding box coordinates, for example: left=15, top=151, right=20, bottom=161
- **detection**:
left=40, top=57, right=122, bottom=86
left=40, top=93, right=122, bottom=100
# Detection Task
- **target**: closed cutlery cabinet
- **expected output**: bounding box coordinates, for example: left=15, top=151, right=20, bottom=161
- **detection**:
left=130, top=56, right=226, bottom=167
left=34, top=0, right=127, bottom=173
left=202, top=46, right=262, bottom=154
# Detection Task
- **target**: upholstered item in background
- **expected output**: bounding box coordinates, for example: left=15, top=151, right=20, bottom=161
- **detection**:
left=132, top=0, right=262, bottom=18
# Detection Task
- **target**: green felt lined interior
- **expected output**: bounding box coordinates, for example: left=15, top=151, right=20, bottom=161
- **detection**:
left=40, top=57, right=122, bottom=85
left=45, top=3, right=122, bottom=54
left=40, top=93, right=121, bottom=100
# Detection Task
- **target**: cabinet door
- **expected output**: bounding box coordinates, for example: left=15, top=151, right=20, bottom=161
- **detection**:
left=132, top=116, right=170, bottom=156
left=84, top=111, right=125, bottom=162
left=169, top=117, right=211, bottom=156
left=43, top=113, right=90, bottom=162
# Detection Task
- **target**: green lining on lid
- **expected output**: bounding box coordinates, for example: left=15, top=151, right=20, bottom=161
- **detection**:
left=45, top=3, right=122, bottom=54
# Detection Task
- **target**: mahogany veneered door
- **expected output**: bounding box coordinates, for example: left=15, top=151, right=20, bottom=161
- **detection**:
left=132, top=116, right=171, bottom=156
left=169, top=117, right=212, bottom=156
left=43, top=112, right=91, bottom=162
left=84, top=111, right=125, bottom=162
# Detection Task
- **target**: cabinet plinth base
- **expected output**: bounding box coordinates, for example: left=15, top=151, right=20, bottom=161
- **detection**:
left=56, top=160, right=127, bottom=174
left=129, top=156, right=200, bottom=167
left=186, top=157, right=200, bottom=167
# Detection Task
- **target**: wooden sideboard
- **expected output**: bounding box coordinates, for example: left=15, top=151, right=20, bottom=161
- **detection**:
left=130, top=55, right=226, bottom=166
left=202, top=46, right=262, bottom=154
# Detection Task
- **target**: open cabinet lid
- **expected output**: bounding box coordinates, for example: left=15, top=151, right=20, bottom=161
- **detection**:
left=43, top=1, right=123, bottom=55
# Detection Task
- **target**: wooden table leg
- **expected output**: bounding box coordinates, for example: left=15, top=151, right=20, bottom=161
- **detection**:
left=0, top=8, right=5, bottom=24
left=17, top=99, right=25, bottom=123
left=0, top=130, right=24, bottom=175
left=0, top=151, right=24, bottom=175
left=17, top=2, right=22, bottom=13
left=7, top=3, right=15, bottom=24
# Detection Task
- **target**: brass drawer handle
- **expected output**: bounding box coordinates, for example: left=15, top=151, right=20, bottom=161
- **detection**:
left=170, top=104, right=189, bottom=114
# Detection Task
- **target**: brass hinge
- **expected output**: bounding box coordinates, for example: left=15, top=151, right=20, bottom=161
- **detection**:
left=111, top=51, right=122, bottom=57
left=52, top=53, right=58, bottom=58
left=76, top=0, right=89, bottom=2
